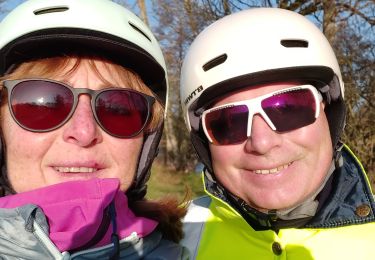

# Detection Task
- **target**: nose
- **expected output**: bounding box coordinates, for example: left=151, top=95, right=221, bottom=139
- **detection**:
left=244, top=114, right=282, bottom=154
left=62, top=95, right=103, bottom=147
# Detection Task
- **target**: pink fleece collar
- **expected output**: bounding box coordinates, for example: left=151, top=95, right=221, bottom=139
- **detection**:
left=0, top=178, right=158, bottom=251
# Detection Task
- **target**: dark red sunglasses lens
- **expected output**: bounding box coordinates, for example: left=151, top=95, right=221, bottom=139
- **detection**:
left=205, top=105, right=248, bottom=145
left=261, top=89, right=316, bottom=132
left=95, top=90, right=149, bottom=137
left=11, top=81, right=73, bottom=130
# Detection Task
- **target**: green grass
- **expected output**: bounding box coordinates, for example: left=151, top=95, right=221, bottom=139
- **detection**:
left=146, top=162, right=205, bottom=201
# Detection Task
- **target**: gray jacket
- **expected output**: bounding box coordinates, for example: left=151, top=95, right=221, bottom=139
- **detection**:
left=0, top=204, right=189, bottom=259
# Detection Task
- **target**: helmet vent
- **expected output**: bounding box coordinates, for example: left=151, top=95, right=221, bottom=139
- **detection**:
left=129, top=22, right=151, bottom=42
left=280, top=39, right=308, bottom=48
left=33, top=6, right=69, bottom=15
left=202, top=54, right=227, bottom=72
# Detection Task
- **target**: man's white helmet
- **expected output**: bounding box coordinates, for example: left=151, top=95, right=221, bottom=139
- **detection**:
left=0, top=0, right=168, bottom=198
left=180, top=8, right=346, bottom=170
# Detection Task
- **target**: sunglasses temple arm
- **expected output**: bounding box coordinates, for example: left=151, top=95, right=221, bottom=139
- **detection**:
left=315, top=91, right=323, bottom=118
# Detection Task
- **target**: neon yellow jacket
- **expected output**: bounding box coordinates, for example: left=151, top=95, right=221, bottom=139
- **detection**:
left=182, top=146, right=375, bottom=259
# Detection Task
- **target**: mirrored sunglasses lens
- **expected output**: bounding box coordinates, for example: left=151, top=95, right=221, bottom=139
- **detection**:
left=11, top=81, right=73, bottom=130
left=95, top=90, right=150, bottom=137
left=261, top=89, right=317, bottom=132
left=205, top=105, right=248, bottom=145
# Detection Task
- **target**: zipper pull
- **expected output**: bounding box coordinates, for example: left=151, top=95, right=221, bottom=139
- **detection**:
left=109, top=201, right=120, bottom=260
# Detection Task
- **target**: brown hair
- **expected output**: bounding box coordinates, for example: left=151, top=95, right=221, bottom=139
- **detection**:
left=0, top=56, right=187, bottom=242
left=130, top=195, right=188, bottom=242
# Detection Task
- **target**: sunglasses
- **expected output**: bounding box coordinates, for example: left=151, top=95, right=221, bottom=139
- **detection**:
left=2, top=79, right=155, bottom=138
left=201, top=85, right=323, bottom=145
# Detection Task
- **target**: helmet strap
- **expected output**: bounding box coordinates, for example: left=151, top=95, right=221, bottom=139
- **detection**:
left=0, top=135, right=15, bottom=197
left=127, top=122, right=164, bottom=201
left=190, top=131, right=213, bottom=173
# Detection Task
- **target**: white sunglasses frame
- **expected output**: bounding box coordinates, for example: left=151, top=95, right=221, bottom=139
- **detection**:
left=201, top=85, right=323, bottom=144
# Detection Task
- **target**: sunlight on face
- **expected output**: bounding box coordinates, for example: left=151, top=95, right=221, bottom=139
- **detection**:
left=209, top=83, right=332, bottom=211
left=2, top=58, right=144, bottom=193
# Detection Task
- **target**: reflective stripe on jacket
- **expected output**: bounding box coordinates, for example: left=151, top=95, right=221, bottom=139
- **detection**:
left=181, top=145, right=375, bottom=259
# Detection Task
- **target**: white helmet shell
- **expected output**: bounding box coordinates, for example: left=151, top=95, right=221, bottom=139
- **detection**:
left=181, top=8, right=344, bottom=131
left=180, top=8, right=346, bottom=173
left=0, top=0, right=168, bottom=105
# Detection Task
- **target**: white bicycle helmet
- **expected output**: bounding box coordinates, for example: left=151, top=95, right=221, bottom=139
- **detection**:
left=180, top=8, right=346, bottom=171
left=0, top=0, right=168, bottom=199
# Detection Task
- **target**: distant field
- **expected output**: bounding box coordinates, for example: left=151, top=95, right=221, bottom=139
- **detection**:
left=146, top=162, right=205, bottom=201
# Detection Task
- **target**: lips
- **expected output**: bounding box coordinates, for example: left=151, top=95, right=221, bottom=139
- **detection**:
left=253, top=162, right=292, bottom=175
left=54, top=166, right=98, bottom=173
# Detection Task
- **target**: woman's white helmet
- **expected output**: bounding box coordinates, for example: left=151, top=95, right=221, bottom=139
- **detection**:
left=0, top=0, right=168, bottom=198
left=0, top=0, right=167, bottom=102
left=180, top=8, right=346, bottom=170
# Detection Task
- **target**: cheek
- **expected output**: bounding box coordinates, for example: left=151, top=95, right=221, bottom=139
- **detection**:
left=110, top=136, right=144, bottom=191
left=1, top=113, right=54, bottom=192
left=113, top=135, right=143, bottom=160
left=301, top=112, right=332, bottom=153
left=2, top=110, right=33, bottom=159
left=3, top=117, right=49, bottom=159
left=313, top=112, right=333, bottom=167
left=210, top=145, right=229, bottom=167
left=4, top=129, right=52, bottom=170
left=209, top=144, right=240, bottom=175
left=291, top=111, right=333, bottom=181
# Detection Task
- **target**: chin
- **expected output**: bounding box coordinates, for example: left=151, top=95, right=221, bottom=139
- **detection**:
left=248, top=196, right=300, bottom=212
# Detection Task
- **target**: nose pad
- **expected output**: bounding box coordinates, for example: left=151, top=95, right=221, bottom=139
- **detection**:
left=62, top=95, right=102, bottom=146
left=245, top=114, right=282, bottom=154
left=246, top=111, right=276, bottom=138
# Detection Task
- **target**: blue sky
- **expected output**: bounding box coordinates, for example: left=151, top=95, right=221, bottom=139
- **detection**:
left=0, top=0, right=25, bottom=20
